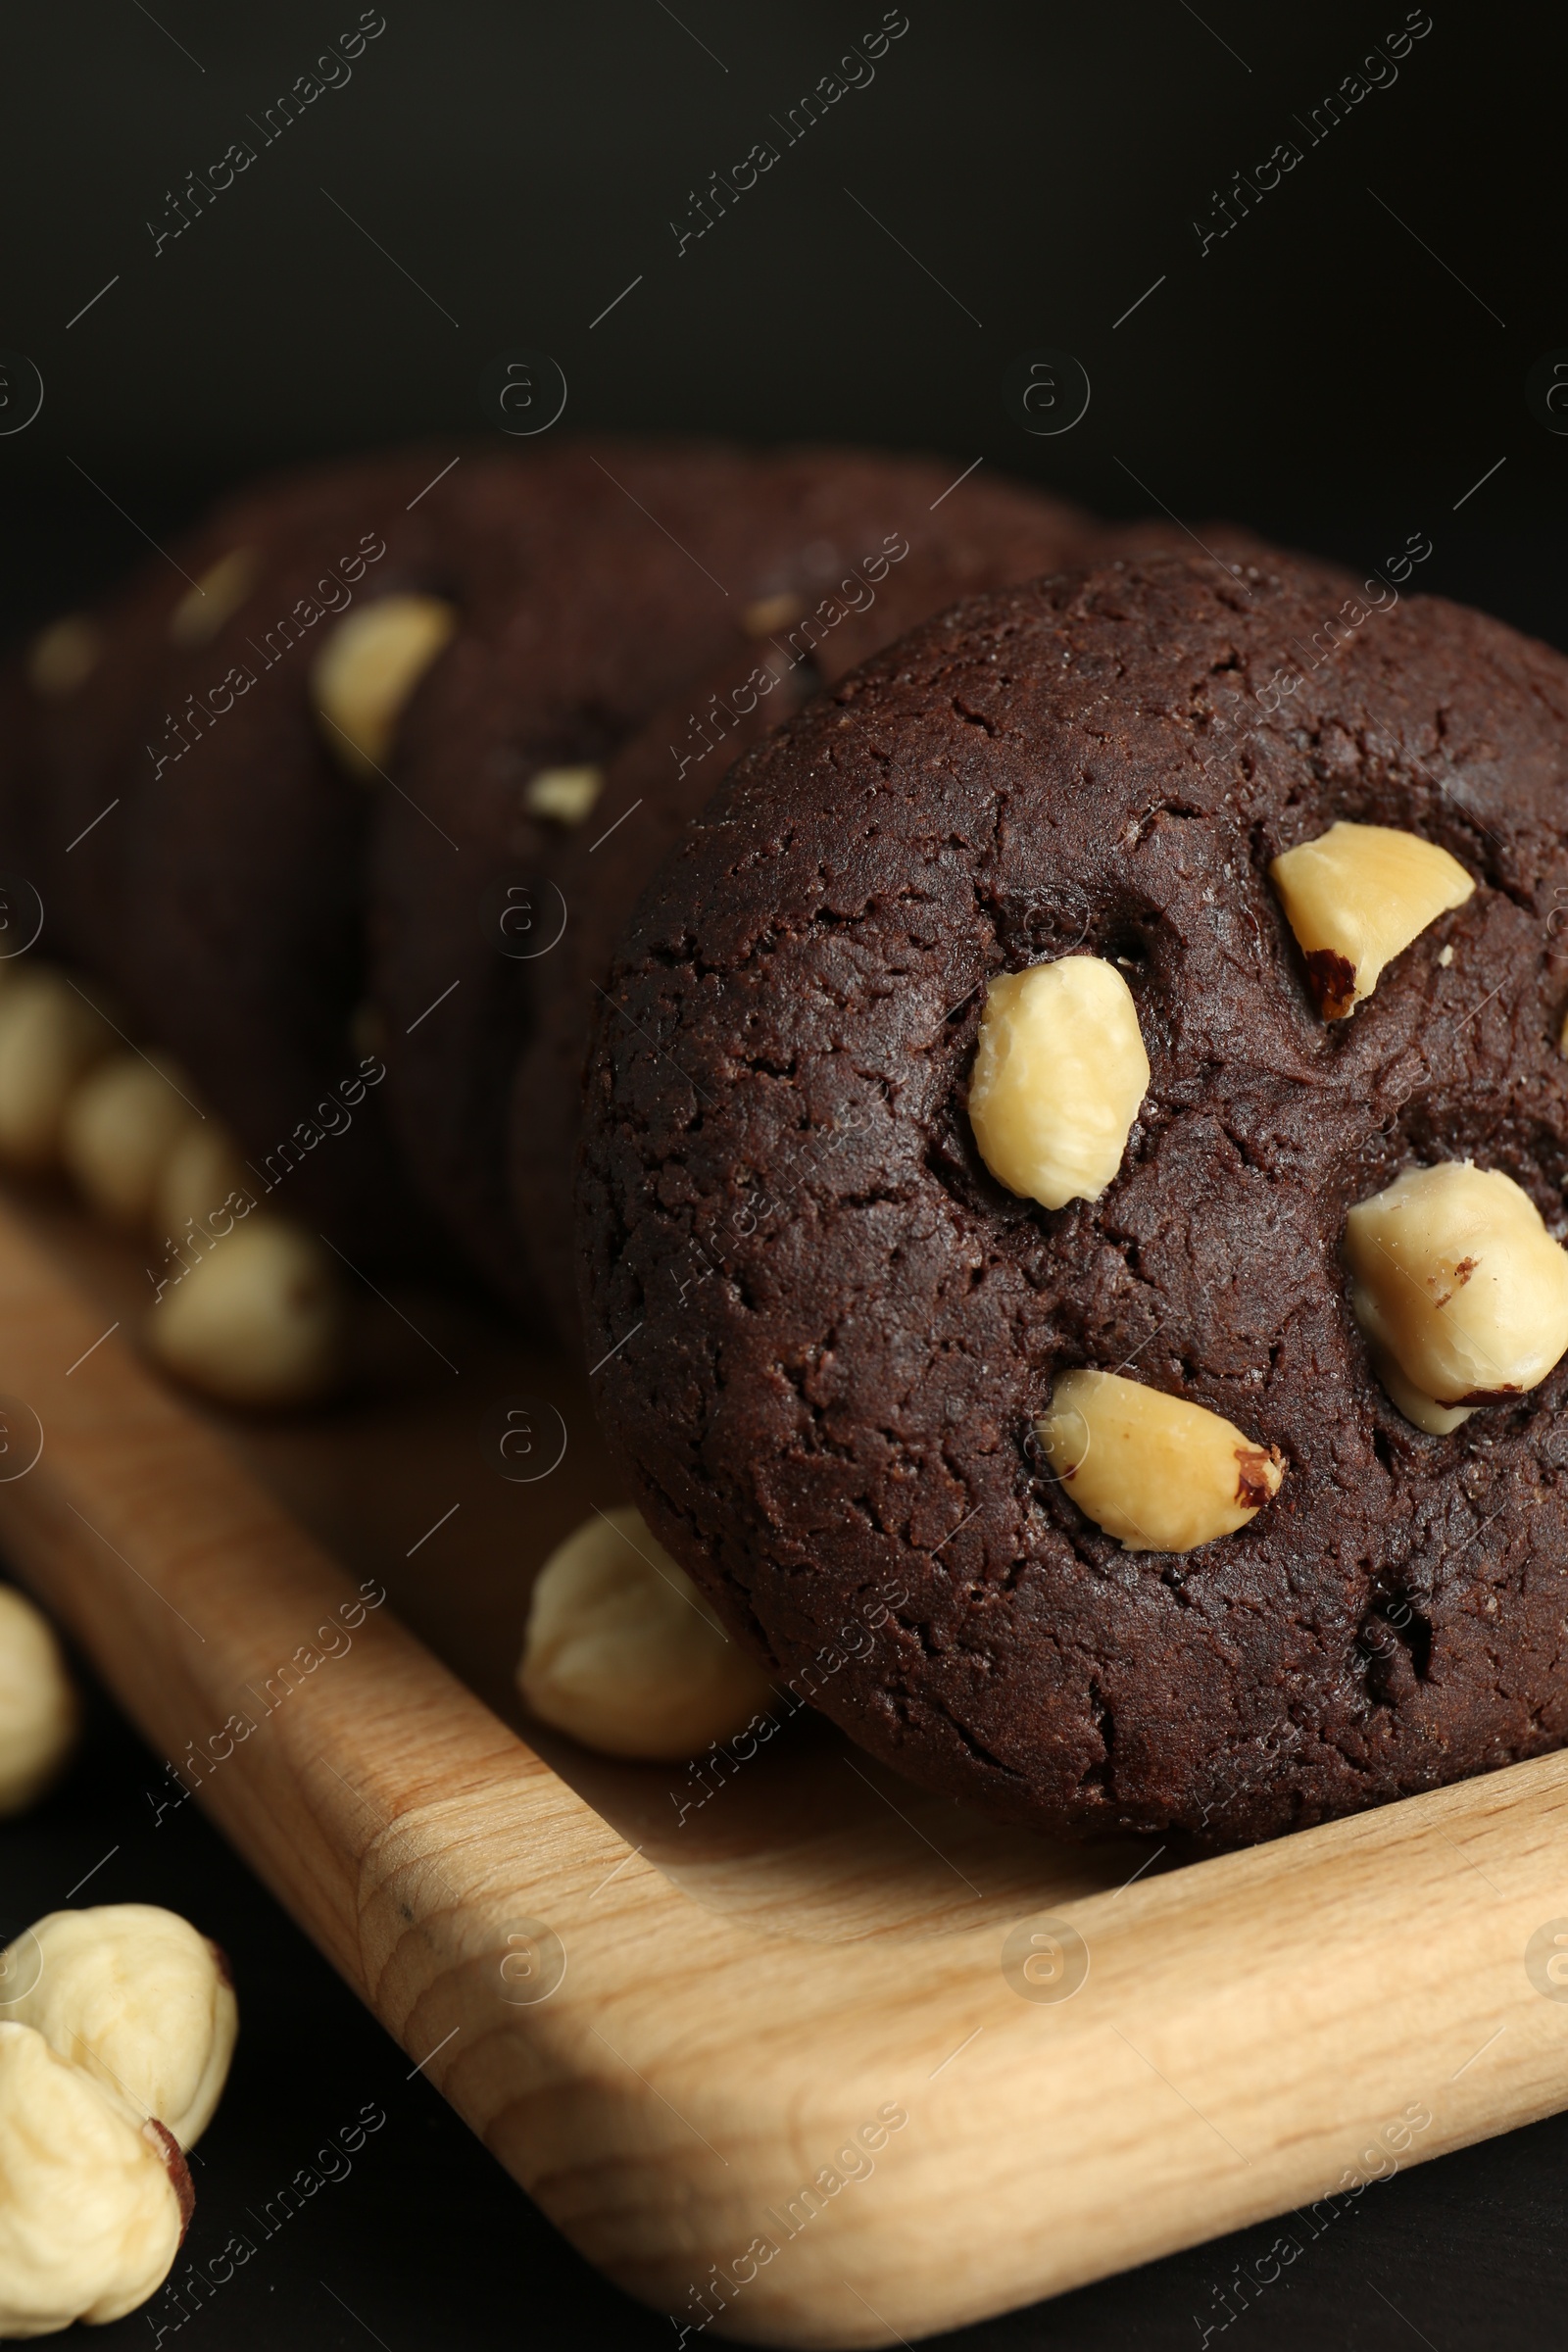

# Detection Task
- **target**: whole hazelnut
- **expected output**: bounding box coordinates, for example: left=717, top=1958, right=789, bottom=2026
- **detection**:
left=143, top=1218, right=345, bottom=1410
left=1037, top=1367, right=1284, bottom=1553
left=967, top=956, right=1150, bottom=1211
left=0, top=970, right=116, bottom=1172
left=518, top=1507, right=776, bottom=1759
left=1345, top=1159, right=1568, bottom=1425
left=152, top=1121, right=255, bottom=1240
left=0, top=2022, right=191, bottom=2335
left=60, top=1054, right=201, bottom=1231
left=4, top=1904, right=237, bottom=2150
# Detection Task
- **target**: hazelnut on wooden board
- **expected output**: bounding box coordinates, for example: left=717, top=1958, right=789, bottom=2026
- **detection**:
left=153, top=1122, right=254, bottom=1240
left=0, top=1588, right=78, bottom=1818
left=0, top=971, right=116, bottom=1172
left=60, top=1055, right=201, bottom=1230
left=143, top=1218, right=344, bottom=1409
left=26, top=616, right=103, bottom=699
left=1037, top=1368, right=1285, bottom=1553
left=517, top=1507, right=776, bottom=1760
left=523, top=765, right=604, bottom=824
left=310, top=594, right=458, bottom=776
left=1345, top=1161, right=1568, bottom=1421
left=0, top=2024, right=191, bottom=2336
left=167, top=547, right=258, bottom=648
left=967, top=957, right=1150, bottom=1211
left=4, top=1906, right=236, bottom=2151
left=1269, top=820, right=1473, bottom=1019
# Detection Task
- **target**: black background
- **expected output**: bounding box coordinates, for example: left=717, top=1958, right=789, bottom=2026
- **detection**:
left=3, top=3, right=1567, bottom=2345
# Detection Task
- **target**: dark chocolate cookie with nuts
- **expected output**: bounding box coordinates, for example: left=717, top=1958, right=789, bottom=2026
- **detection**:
left=513, top=526, right=1137, bottom=1348
left=371, top=445, right=1099, bottom=1309
left=578, top=543, right=1568, bottom=1847
left=21, top=446, right=482, bottom=1253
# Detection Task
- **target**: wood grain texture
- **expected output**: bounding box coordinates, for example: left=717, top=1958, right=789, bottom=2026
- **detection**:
left=1, top=1190, right=1566, bottom=2347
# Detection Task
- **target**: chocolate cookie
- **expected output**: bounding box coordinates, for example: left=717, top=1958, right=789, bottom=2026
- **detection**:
left=373, top=445, right=1098, bottom=1308
left=578, top=543, right=1568, bottom=1847
left=22, top=447, right=483, bottom=1251
left=514, top=527, right=1125, bottom=1347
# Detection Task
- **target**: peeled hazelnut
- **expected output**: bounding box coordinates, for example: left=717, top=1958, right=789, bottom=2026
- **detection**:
left=153, top=1121, right=255, bottom=1239
left=1270, top=821, right=1473, bottom=1019
left=0, top=1588, right=78, bottom=1817
left=1345, top=1161, right=1568, bottom=1423
left=517, top=1507, right=776, bottom=1760
left=523, top=764, right=604, bottom=824
left=1037, top=1368, right=1285, bottom=1553
left=0, top=2023, right=190, bottom=2335
left=968, top=957, right=1150, bottom=1211
left=144, top=1218, right=344, bottom=1410
left=1365, top=1343, right=1474, bottom=1438
left=26, top=616, right=103, bottom=699
left=167, top=547, right=258, bottom=648
left=4, top=1906, right=236, bottom=2151
left=0, top=970, right=116, bottom=1171
left=310, top=594, right=458, bottom=775
left=60, top=1054, right=201, bottom=1231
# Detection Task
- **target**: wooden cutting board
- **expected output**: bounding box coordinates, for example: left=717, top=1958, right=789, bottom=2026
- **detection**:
left=2, top=1181, right=1566, bottom=2348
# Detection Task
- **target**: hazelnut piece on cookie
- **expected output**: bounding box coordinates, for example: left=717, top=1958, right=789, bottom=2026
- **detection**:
left=968, top=957, right=1149, bottom=1210
left=1346, top=1160, right=1568, bottom=1428
left=1270, top=820, right=1472, bottom=1018
left=1037, top=1368, right=1284, bottom=1553
left=311, top=594, right=458, bottom=775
